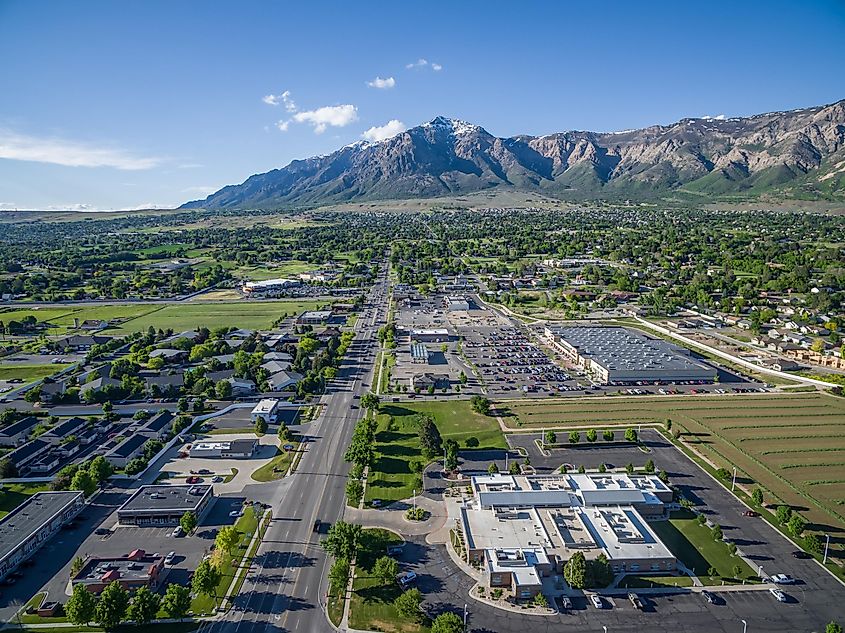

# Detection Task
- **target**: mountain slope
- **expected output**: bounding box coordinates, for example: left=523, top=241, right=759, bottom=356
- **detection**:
left=182, top=101, right=845, bottom=208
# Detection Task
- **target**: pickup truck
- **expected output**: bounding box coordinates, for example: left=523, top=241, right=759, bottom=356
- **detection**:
left=628, top=592, right=644, bottom=609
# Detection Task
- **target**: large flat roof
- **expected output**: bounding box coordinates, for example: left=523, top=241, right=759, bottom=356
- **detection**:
left=547, top=325, right=713, bottom=378
left=0, top=492, right=83, bottom=563
left=118, top=485, right=211, bottom=514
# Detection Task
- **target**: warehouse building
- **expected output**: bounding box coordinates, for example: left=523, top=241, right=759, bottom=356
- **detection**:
left=0, top=491, right=84, bottom=580
left=117, top=484, right=213, bottom=526
left=189, top=438, right=258, bottom=459
left=458, top=474, right=675, bottom=600
left=544, top=325, right=715, bottom=384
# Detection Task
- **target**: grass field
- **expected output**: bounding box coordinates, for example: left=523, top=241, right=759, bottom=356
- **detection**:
left=650, top=510, right=756, bottom=584
left=348, top=529, right=427, bottom=633
left=0, top=482, right=51, bottom=519
left=500, top=392, right=845, bottom=562
left=250, top=443, right=301, bottom=482
left=109, top=300, right=325, bottom=334
left=0, top=363, right=69, bottom=383
left=366, top=400, right=506, bottom=504
left=231, top=261, right=317, bottom=280
left=0, top=304, right=162, bottom=333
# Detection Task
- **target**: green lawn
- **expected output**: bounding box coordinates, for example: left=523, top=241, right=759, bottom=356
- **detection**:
left=348, top=529, right=428, bottom=633
left=618, top=574, right=694, bottom=588
left=250, top=443, right=301, bottom=482
left=191, top=505, right=262, bottom=614
left=366, top=401, right=506, bottom=504
left=0, top=363, right=69, bottom=383
left=231, top=261, right=317, bottom=280
left=0, top=482, right=51, bottom=519
left=650, top=510, right=756, bottom=584
left=108, top=300, right=325, bottom=334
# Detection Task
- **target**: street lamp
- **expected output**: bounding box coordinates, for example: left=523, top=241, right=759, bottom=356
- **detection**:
left=741, top=619, right=747, bottom=633
left=463, top=603, right=468, bottom=630
left=603, top=626, right=608, bottom=633
left=824, top=534, right=831, bottom=564
left=731, top=466, right=737, bottom=492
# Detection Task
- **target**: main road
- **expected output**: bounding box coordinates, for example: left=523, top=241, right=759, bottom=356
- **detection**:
left=201, top=267, right=389, bottom=633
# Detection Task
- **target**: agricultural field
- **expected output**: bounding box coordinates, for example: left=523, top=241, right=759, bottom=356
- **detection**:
left=231, top=260, right=318, bottom=280
left=366, top=400, right=506, bottom=503
left=107, top=300, right=326, bottom=334
left=500, top=392, right=845, bottom=561
left=0, top=304, right=161, bottom=334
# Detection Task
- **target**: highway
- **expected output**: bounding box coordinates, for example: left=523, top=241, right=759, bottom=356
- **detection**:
left=200, top=266, right=389, bottom=633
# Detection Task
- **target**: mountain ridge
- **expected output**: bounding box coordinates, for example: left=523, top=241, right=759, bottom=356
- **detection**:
left=182, top=99, right=845, bottom=209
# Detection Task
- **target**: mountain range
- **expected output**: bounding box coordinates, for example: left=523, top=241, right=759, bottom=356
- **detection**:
left=182, top=99, right=845, bottom=209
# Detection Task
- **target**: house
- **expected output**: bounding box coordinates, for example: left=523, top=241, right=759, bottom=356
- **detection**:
left=80, top=376, right=120, bottom=398
left=80, top=319, right=108, bottom=330
left=411, top=373, right=450, bottom=392
left=0, top=416, right=40, bottom=446
left=40, top=417, right=87, bottom=445
left=267, top=370, right=303, bottom=392
left=227, top=377, right=256, bottom=396
left=261, top=360, right=291, bottom=375
left=54, top=335, right=110, bottom=351
left=39, top=378, right=70, bottom=403
left=5, top=439, right=51, bottom=474
left=104, top=434, right=148, bottom=469
left=137, top=411, right=174, bottom=440
left=315, top=327, right=342, bottom=343
left=263, top=351, right=293, bottom=363
left=144, top=373, right=184, bottom=396
left=251, top=399, right=279, bottom=423
left=207, top=369, right=235, bottom=383
left=149, top=348, right=187, bottom=363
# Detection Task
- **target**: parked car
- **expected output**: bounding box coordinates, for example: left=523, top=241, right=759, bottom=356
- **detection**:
left=557, top=595, right=573, bottom=611
left=211, top=476, right=223, bottom=483
left=165, top=551, right=176, bottom=564
left=743, top=510, right=759, bottom=517
left=769, top=588, right=788, bottom=602
left=590, top=594, right=603, bottom=609
left=771, top=574, right=796, bottom=585
left=229, top=510, right=244, bottom=518
left=791, top=550, right=811, bottom=559
left=628, top=592, right=643, bottom=609
left=95, top=527, right=110, bottom=536
left=701, top=590, right=716, bottom=604
left=171, top=526, right=184, bottom=537
left=397, top=571, right=417, bottom=588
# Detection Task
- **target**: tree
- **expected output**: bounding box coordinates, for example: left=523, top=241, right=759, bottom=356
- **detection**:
left=373, top=555, right=400, bottom=585
left=811, top=338, right=825, bottom=353
left=88, top=455, right=113, bottom=484
left=625, top=462, right=635, bottom=475
left=776, top=505, right=792, bottom=524
left=65, top=583, right=96, bottom=626
left=346, top=478, right=363, bottom=505
left=624, top=427, right=638, bottom=443
left=470, top=395, right=491, bottom=415
left=161, top=584, right=191, bottom=621
left=444, top=438, right=459, bottom=471
left=787, top=514, right=807, bottom=537
left=180, top=510, right=198, bottom=535
left=544, top=430, right=556, bottom=445
left=826, top=622, right=843, bottom=633
left=644, top=459, right=655, bottom=474
left=125, top=457, right=147, bottom=476
left=216, top=525, right=239, bottom=554
left=487, top=462, right=499, bottom=474
left=128, top=586, right=160, bottom=626
left=95, top=580, right=130, bottom=629
left=321, top=521, right=362, bottom=559
left=586, top=429, right=597, bottom=443
left=711, top=524, right=723, bottom=541
left=752, top=488, right=764, bottom=506
left=564, top=552, right=587, bottom=588
left=509, top=460, right=521, bottom=475
left=418, top=417, right=442, bottom=459
left=329, top=557, right=350, bottom=595
left=71, top=470, right=97, bottom=497
left=658, top=469, right=670, bottom=484
left=71, top=555, right=86, bottom=576
left=732, top=564, right=743, bottom=580
left=192, top=559, right=222, bottom=603
left=603, top=429, right=614, bottom=442
left=24, top=386, right=42, bottom=403
left=805, top=533, right=823, bottom=554
left=578, top=465, right=586, bottom=474
left=431, top=612, right=465, bottom=633
left=215, top=379, right=233, bottom=400
left=665, top=418, right=673, bottom=431
left=278, top=421, right=293, bottom=442
left=590, top=553, right=614, bottom=587
left=727, top=542, right=738, bottom=557
left=394, top=588, right=423, bottom=621
left=568, top=430, right=580, bottom=444
left=533, top=593, right=549, bottom=608
left=361, top=392, right=381, bottom=412
left=254, top=415, right=268, bottom=436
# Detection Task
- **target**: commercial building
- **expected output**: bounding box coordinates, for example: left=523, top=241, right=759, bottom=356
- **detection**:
left=251, top=398, right=280, bottom=422
left=189, top=438, right=258, bottom=459
left=410, top=342, right=429, bottom=364
left=297, top=310, right=333, bottom=325
left=410, top=328, right=450, bottom=343
left=445, top=296, right=470, bottom=311
left=72, top=549, right=165, bottom=594
left=117, top=484, right=213, bottom=526
left=458, top=474, right=675, bottom=600
left=544, top=325, right=715, bottom=384
left=411, top=373, right=450, bottom=392
left=0, top=491, right=84, bottom=580
left=242, top=278, right=300, bottom=294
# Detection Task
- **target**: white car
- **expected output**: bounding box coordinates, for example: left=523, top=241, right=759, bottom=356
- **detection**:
left=770, top=574, right=796, bottom=585
left=171, top=526, right=184, bottom=537
left=164, top=551, right=176, bottom=564
left=590, top=594, right=603, bottom=609
left=229, top=510, right=244, bottom=518
left=770, top=588, right=788, bottom=602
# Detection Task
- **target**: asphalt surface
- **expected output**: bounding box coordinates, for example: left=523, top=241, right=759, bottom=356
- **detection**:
left=200, top=266, right=390, bottom=633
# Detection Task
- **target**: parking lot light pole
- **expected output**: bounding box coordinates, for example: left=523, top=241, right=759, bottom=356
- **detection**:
left=824, top=534, right=830, bottom=564
left=602, top=626, right=608, bottom=633
left=731, top=466, right=737, bottom=492
left=741, top=619, right=747, bottom=633
left=463, top=603, right=468, bottom=630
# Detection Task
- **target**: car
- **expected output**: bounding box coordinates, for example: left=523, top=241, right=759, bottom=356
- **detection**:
left=770, top=588, right=788, bottom=602
left=313, top=519, right=322, bottom=533
left=164, top=551, right=176, bottom=564
left=211, top=476, right=223, bottom=483
left=791, top=550, right=811, bottom=559
left=628, top=592, right=643, bottom=609
left=743, top=510, right=759, bottom=517
left=397, top=571, right=417, bottom=588
left=95, top=527, right=110, bottom=536
left=589, top=594, right=603, bottom=609
left=229, top=510, right=244, bottom=518
left=171, top=526, right=184, bottom=537
left=771, top=574, right=796, bottom=585
left=557, top=595, right=573, bottom=611
left=701, top=590, right=716, bottom=604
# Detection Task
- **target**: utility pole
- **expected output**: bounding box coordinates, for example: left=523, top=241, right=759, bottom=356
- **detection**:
left=741, top=619, right=747, bottom=633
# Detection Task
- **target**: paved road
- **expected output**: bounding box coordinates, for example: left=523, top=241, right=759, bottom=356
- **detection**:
left=202, top=266, right=389, bottom=633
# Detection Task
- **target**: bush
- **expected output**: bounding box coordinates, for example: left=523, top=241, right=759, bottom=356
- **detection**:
left=603, top=429, right=614, bottom=441
left=405, top=507, right=427, bottom=521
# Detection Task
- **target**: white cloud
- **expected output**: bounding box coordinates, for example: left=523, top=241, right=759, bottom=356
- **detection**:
left=367, top=76, right=396, bottom=89
left=362, top=120, right=406, bottom=142
left=0, top=129, right=160, bottom=170
left=286, top=104, right=358, bottom=134
left=406, top=58, right=442, bottom=71
left=262, top=90, right=297, bottom=112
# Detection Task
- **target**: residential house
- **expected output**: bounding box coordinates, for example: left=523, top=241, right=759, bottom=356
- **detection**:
left=149, top=349, right=187, bottom=364
left=104, top=435, right=148, bottom=469
left=267, top=370, right=303, bottom=392
left=0, top=416, right=40, bottom=446
left=54, top=335, right=110, bottom=351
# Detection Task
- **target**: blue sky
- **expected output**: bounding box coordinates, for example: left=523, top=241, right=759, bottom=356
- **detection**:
left=1, top=0, right=844, bottom=210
